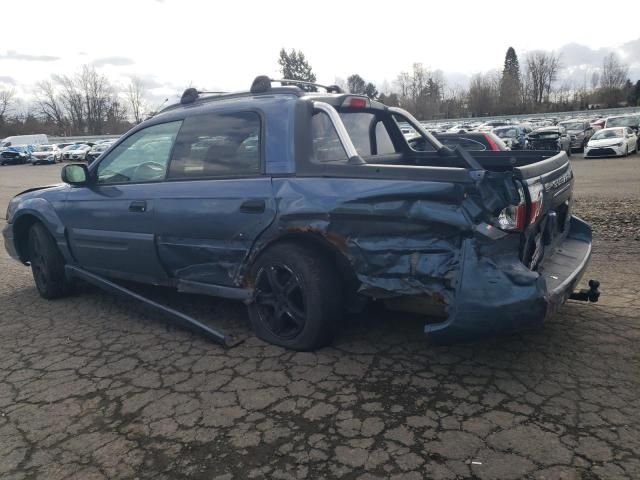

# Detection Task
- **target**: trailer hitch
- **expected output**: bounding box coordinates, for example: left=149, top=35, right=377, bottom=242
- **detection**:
left=569, top=279, right=600, bottom=303
left=65, top=265, right=245, bottom=348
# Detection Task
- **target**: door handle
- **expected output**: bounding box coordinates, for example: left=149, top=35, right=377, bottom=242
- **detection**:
left=129, top=200, right=147, bottom=212
left=239, top=199, right=265, bottom=213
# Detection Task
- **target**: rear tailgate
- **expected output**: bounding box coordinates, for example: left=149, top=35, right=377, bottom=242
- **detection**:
left=513, top=151, right=573, bottom=269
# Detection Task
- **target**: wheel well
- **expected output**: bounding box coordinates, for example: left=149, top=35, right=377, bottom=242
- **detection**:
left=12, top=215, right=40, bottom=262
left=248, top=232, right=360, bottom=296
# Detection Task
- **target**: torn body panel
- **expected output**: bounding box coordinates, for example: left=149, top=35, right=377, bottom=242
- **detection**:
left=244, top=172, right=591, bottom=343
left=245, top=176, right=508, bottom=311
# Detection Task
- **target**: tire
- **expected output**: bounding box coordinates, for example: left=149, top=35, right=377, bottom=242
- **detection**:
left=247, top=242, right=343, bottom=351
left=28, top=223, right=72, bottom=299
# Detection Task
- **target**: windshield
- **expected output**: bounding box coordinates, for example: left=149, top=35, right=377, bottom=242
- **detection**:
left=607, top=116, right=639, bottom=127
left=494, top=128, right=517, bottom=138
left=561, top=122, right=584, bottom=130
left=35, top=145, right=54, bottom=152
left=592, top=129, right=623, bottom=140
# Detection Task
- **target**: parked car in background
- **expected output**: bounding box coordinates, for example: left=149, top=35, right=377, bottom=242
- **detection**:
left=86, top=141, right=115, bottom=164
left=0, top=134, right=48, bottom=148
left=493, top=125, right=529, bottom=150
left=584, top=127, right=637, bottom=158
left=526, top=126, right=571, bottom=154
left=409, top=132, right=508, bottom=151
left=29, top=145, right=62, bottom=165
left=604, top=114, right=640, bottom=133
left=56, top=143, right=75, bottom=152
left=476, top=120, right=511, bottom=132
left=62, top=144, right=92, bottom=161
left=559, top=120, right=595, bottom=152
left=0, top=146, right=30, bottom=165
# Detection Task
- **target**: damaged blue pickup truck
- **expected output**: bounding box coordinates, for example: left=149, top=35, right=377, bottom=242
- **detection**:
left=3, top=77, right=598, bottom=350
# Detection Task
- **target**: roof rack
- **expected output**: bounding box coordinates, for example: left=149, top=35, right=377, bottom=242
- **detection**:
left=180, top=88, right=228, bottom=105
left=250, top=75, right=344, bottom=94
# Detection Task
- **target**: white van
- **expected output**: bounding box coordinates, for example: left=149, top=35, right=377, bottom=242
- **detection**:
left=0, top=134, right=49, bottom=148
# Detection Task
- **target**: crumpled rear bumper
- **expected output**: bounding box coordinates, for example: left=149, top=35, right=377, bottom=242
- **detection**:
left=425, top=215, right=592, bottom=343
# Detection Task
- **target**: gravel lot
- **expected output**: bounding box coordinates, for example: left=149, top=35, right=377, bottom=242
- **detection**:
left=0, top=154, right=638, bottom=479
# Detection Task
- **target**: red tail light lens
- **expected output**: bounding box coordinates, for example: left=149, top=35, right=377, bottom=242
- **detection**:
left=342, top=96, right=370, bottom=108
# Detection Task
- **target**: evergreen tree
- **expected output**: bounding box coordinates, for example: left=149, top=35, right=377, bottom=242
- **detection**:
left=278, top=49, right=317, bottom=91
left=363, top=82, right=378, bottom=100
left=347, top=74, right=366, bottom=94
left=499, top=47, right=522, bottom=113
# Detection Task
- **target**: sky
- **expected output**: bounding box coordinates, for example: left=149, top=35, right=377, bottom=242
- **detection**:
left=1, top=0, right=640, bottom=109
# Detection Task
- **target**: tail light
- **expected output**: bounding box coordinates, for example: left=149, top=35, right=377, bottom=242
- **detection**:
left=341, top=96, right=370, bottom=108
left=496, top=183, right=544, bottom=232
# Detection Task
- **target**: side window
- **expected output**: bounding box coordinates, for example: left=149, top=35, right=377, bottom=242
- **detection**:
left=168, top=112, right=261, bottom=179
left=375, top=122, right=396, bottom=155
left=96, top=121, right=182, bottom=184
left=311, top=112, right=348, bottom=163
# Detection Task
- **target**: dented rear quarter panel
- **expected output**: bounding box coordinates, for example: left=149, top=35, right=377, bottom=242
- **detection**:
left=245, top=176, right=486, bottom=306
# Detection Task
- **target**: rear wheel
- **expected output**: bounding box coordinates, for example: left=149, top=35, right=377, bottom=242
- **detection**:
left=28, top=223, right=72, bottom=299
left=247, top=242, right=343, bottom=351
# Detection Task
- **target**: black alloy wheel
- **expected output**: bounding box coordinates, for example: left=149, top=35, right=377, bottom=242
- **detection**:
left=247, top=242, right=343, bottom=351
left=254, top=264, right=306, bottom=340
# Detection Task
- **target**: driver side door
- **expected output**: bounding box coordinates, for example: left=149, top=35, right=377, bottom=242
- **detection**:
left=61, top=120, right=182, bottom=283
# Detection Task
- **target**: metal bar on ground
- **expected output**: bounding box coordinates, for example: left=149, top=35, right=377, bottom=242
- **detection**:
left=65, top=265, right=244, bottom=348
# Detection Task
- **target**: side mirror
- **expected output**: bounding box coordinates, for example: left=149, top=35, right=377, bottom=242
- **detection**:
left=61, top=164, right=90, bottom=186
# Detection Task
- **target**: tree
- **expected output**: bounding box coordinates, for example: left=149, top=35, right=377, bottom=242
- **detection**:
left=378, top=92, right=400, bottom=107
left=597, top=53, right=629, bottom=106
left=468, top=72, right=500, bottom=116
left=499, top=47, right=521, bottom=113
left=0, top=88, right=15, bottom=125
left=277, top=49, right=316, bottom=90
left=600, top=53, right=628, bottom=90
left=347, top=74, right=366, bottom=94
left=127, top=76, right=147, bottom=124
left=363, top=82, right=378, bottom=100
left=34, top=80, right=66, bottom=134
left=525, top=51, right=561, bottom=105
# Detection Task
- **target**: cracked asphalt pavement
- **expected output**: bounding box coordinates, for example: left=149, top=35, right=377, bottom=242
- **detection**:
left=0, top=156, right=639, bottom=479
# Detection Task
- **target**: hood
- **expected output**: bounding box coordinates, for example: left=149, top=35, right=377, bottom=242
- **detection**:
left=17, top=183, right=67, bottom=197
left=588, top=138, right=623, bottom=147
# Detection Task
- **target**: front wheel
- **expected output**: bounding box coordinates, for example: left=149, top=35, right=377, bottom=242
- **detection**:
left=247, top=242, right=343, bottom=351
left=28, top=223, right=72, bottom=299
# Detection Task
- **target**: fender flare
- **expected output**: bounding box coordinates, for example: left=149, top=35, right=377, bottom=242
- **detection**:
left=10, top=199, right=73, bottom=263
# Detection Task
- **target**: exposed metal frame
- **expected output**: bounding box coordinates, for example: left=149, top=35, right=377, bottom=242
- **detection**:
left=388, top=106, right=446, bottom=152
left=312, top=101, right=363, bottom=163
